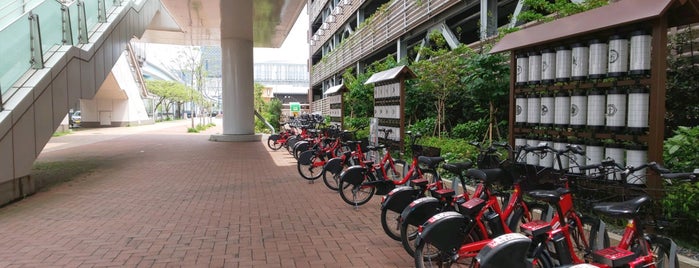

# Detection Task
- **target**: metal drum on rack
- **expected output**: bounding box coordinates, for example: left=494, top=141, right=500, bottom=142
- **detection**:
left=526, top=138, right=540, bottom=166
left=515, top=93, right=528, bottom=126
left=539, top=139, right=554, bottom=168
left=554, top=91, right=570, bottom=128
left=571, top=43, right=589, bottom=80
left=528, top=52, right=542, bottom=85
left=556, top=46, right=572, bottom=82
left=588, top=39, right=608, bottom=79
left=605, top=87, right=627, bottom=132
left=627, top=85, right=649, bottom=133
left=569, top=90, right=587, bottom=129
left=541, top=49, right=556, bottom=84
left=608, top=34, right=629, bottom=77
left=587, top=88, right=606, bottom=130
left=516, top=53, right=529, bottom=85
left=629, top=30, right=652, bottom=76
left=527, top=92, right=541, bottom=126
left=540, top=93, right=555, bottom=127
left=625, top=144, right=648, bottom=185
left=605, top=142, right=625, bottom=181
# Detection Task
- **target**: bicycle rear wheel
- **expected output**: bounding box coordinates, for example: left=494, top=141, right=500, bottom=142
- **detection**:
left=339, top=180, right=375, bottom=206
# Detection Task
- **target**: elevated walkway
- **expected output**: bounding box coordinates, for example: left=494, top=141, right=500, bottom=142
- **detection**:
left=0, top=0, right=162, bottom=205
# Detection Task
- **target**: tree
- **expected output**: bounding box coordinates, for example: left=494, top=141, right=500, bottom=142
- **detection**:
left=254, top=83, right=266, bottom=112
left=266, top=98, right=283, bottom=130
left=146, top=80, right=191, bottom=120
left=411, top=32, right=471, bottom=137
left=171, top=46, right=209, bottom=128
left=666, top=27, right=699, bottom=135
left=462, top=51, right=511, bottom=142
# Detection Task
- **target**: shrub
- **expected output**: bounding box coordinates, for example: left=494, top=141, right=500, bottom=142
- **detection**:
left=419, top=136, right=478, bottom=163
left=450, top=119, right=488, bottom=141
left=408, top=117, right=436, bottom=136
left=661, top=126, right=699, bottom=246
left=344, top=116, right=370, bottom=131
left=663, top=126, right=699, bottom=172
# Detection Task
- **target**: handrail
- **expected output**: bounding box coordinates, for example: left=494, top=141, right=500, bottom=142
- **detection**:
left=125, top=41, right=149, bottom=98
left=254, top=110, right=276, bottom=134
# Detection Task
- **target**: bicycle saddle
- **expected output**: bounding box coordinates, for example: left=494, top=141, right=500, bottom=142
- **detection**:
left=466, top=168, right=506, bottom=185
left=443, top=162, right=474, bottom=175
left=527, top=188, right=571, bottom=205
left=592, top=195, right=650, bottom=218
left=418, top=156, right=445, bottom=170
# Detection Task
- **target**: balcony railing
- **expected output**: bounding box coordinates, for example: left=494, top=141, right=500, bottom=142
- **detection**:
left=310, top=0, right=460, bottom=85
left=309, top=0, right=329, bottom=23
left=310, top=0, right=362, bottom=54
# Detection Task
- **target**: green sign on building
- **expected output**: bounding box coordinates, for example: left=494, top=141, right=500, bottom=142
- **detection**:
left=290, top=102, right=301, bottom=116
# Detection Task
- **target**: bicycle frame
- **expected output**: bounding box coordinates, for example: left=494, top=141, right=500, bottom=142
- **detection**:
left=454, top=182, right=534, bottom=259
left=526, top=190, right=591, bottom=266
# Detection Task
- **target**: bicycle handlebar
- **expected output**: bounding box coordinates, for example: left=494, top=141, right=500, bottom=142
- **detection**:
left=661, top=170, right=699, bottom=182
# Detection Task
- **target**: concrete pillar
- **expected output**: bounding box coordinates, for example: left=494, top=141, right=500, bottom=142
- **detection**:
left=210, top=0, right=259, bottom=141
left=397, top=37, right=407, bottom=62
left=480, top=0, right=498, bottom=39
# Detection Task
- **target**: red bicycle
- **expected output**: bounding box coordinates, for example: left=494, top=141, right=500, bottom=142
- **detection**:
left=338, top=132, right=439, bottom=208
left=476, top=162, right=686, bottom=268
left=414, top=143, right=602, bottom=267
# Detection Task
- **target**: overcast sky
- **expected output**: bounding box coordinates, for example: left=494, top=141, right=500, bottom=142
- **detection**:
left=253, top=5, right=309, bottom=65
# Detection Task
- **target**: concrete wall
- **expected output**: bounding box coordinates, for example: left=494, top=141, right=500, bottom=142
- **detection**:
left=0, top=0, right=162, bottom=204
left=79, top=53, right=152, bottom=127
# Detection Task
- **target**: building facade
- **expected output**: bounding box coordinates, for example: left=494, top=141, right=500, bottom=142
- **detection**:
left=307, top=0, right=524, bottom=104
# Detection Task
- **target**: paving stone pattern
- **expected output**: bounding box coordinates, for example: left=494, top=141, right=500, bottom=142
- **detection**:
left=0, top=124, right=412, bottom=267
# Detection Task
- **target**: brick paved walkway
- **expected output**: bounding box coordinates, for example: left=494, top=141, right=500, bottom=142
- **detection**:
left=0, top=121, right=412, bottom=267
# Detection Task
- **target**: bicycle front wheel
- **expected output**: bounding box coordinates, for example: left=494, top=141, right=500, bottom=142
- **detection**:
left=649, top=236, right=680, bottom=268
left=414, top=225, right=483, bottom=267
left=322, top=168, right=341, bottom=191
left=568, top=215, right=610, bottom=261
left=267, top=136, right=283, bottom=150
left=339, top=180, right=375, bottom=206
left=419, top=169, right=439, bottom=185
left=384, top=159, right=406, bottom=182
left=297, top=154, right=324, bottom=180
left=381, top=206, right=402, bottom=241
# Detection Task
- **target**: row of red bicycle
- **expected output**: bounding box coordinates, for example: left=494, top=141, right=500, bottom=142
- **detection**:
left=266, top=118, right=690, bottom=267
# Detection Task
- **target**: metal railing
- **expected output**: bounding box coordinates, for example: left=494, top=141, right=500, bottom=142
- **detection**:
left=0, top=0, right=119, bottom=98
left=254, top=110, right=276, bottom=134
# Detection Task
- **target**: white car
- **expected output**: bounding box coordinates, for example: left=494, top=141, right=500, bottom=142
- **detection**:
left=70, top=111, right=81, bottom=127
